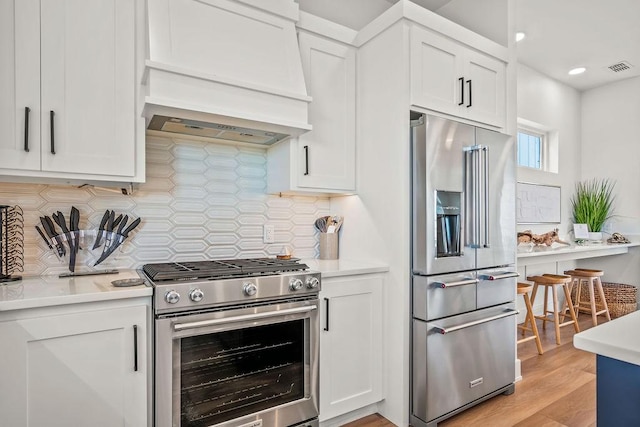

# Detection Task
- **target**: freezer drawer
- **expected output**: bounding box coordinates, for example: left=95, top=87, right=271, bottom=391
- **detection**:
left=477, top=268, right=518, bottom=309
left=412, top=303, right=516, bottom=424
left=413, top=272, right=477, bottom=321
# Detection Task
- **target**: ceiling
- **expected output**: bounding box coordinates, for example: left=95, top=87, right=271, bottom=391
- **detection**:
left=516, top=0, right=640, bottom=91
left=297, top=0, right=640, bottom=92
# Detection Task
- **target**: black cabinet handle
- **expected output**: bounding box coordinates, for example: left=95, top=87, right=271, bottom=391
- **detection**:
left=303, top=145, right=309, bottom=176
left=24, top=107, right=30, bottom=152
left=458, top=77, right=464, bottom=106
left=133, top=324, right=138, bottom=372
left=466, top=80, right=472, bottom=107
left=49, top=110, right=56, bottom=154
left=323, top=297, right=329, bottom=331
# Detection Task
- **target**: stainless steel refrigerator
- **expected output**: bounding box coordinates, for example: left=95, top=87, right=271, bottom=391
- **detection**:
left=410, top=112, right=518, bottom=427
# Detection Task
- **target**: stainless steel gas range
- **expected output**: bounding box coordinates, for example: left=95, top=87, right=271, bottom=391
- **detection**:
left=142, top=258, right=320, bottom=427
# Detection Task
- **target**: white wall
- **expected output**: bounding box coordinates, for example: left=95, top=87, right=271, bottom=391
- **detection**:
left=515, top=64, right=582, bottom=317
left=579, top=76, right=640, bottom=294
left=516, top=63, right=582, bottom=239
left=581, top=76, right=640, bottom=235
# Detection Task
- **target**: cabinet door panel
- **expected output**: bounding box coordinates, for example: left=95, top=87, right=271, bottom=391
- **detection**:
left=465, top=50, right=506, bottom=128
left=410, top=27, right=463, bottom=117
left=40, top=0, right=136, bottom=177
left=297, top=33, right=355, bottom=191
left=319, top=276, right=383, bottom=421
left=0, top=0, right=40, bottom=170
left=0, top=305, right=147, bottom=427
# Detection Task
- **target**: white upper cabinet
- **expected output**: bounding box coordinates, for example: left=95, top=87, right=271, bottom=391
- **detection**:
left=0, top=0, right=144, bottom=183
left=296, top=32, right=356, bottom=191
left=410, top=26, right=506, bottom=129
left=267, top=15, right=356, bottom=195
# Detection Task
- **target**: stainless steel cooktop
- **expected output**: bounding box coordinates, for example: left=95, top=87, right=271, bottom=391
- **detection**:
left=142, top=258, right=320, bottom=314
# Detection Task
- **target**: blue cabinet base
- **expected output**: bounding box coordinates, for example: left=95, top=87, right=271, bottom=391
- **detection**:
left=597, top=355, right=640, bottom=426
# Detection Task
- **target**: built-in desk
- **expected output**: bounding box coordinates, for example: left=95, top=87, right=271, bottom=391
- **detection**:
left=517, top=241, right=640, bottom=266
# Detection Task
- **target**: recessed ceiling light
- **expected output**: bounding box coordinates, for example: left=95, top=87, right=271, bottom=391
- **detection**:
left=568, top=67, right=586, bottom=75
left=515, top=32, right=526, bottom=42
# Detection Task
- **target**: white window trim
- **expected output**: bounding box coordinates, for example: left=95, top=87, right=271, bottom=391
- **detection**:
left=517, top=118, right=558, bottom=174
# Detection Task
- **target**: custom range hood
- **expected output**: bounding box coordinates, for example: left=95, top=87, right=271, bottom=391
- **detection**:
left=143, top=0, right=312, bottom=144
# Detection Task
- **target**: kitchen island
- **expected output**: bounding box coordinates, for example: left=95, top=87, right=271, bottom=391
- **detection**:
left=574, top=310, right=640, bottom=427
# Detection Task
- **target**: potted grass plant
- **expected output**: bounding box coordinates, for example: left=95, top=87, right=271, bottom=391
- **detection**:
left=570, top=178, right=616, bottom=241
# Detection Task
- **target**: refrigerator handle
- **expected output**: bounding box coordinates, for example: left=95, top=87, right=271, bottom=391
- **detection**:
left=464, top=147, right=480, bottom=248
left=482, top=146, right=490, bottom=248
left=463, top=148, right=474, bottom=247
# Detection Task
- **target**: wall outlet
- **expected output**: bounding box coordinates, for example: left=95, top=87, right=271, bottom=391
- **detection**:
left=263, top=225, right=275, bottom=243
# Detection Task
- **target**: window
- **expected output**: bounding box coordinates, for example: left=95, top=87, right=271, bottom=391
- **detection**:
left=517, top=129, right=544, bottom=169
left=516, top=118, right=558, bottom=174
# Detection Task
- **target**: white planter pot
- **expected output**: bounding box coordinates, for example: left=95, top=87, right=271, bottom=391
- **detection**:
left=588, top=232, right=603, bottom=241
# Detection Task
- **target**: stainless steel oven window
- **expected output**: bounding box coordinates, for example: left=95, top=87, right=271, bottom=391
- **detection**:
left=180, top=319, right=306, bottom=426
left=155, top=300, right=319, bottom=427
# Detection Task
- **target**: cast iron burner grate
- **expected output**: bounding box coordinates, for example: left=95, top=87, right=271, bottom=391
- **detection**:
left=143, top=258, right=309, bottom=281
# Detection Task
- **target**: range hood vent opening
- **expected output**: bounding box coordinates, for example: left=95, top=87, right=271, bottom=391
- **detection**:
left=147, top=116, right=290, bottom=146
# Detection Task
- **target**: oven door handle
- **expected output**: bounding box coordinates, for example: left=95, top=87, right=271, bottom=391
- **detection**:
left=432, top=309, right=518, bottom=334
left=173, top=305, right=318, bottom=331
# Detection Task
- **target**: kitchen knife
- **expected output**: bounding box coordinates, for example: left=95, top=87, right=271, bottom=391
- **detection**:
left=94, top=217, right=141, bottom=266
left=116, top=215, right=129, bottom=235
left=68, top=207, right=80, bottom=272
left=70, top=206, right=81, bottom=251
left=53, top=211, right=74, bottom=255
left=35, top=225, right=54, bottom=250
left=112, top=214, right=124, bottom=231
left=41, top=216, right=66, bottom=257
left=98, top=210, right=116, bottom=257
left=92, top=210, right=110, bottom=249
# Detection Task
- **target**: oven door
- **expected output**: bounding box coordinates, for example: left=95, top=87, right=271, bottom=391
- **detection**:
left=155, top=299, right=319, bottom=427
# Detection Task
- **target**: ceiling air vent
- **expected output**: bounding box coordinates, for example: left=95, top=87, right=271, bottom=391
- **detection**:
left=607, top=61, right=633, bottom=73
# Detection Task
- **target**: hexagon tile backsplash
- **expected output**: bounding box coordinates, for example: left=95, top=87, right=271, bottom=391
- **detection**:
left=0, top=136, right=331, bottom=277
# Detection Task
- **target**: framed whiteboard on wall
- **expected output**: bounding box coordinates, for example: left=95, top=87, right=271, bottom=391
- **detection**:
left=516, top=182, right=561, bottom=224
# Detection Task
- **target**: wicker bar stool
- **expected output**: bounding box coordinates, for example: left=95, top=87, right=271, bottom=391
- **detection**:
left=527, top=274, right=580, bottom=345
left=517, top=282, right=543, bottom=355
left=564, top=268, right=611, bottom=326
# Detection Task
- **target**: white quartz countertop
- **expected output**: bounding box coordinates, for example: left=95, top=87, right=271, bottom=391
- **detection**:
left=0, top=270, right=152, bottom=312
left=574, top=310, right=640, bottom=366
left=517, top=241, right=640, bottom=265
left=302, top=259, right=389, bottom=278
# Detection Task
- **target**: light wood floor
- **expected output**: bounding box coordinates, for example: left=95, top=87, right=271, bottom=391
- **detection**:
left=344, top=315, right=601, bottom=427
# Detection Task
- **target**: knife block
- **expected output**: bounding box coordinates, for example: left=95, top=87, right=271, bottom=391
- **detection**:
left=40, top=229, right=128, bottom=276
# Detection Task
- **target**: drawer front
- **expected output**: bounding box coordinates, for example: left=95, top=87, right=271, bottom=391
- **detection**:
left=477, top=268, right=518, bottom=309
left=412, top=303, right=516, bottom=423
left=413, top=273, right=477, bottom=321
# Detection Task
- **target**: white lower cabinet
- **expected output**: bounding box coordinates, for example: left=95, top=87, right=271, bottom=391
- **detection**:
left=0, top=301, right=149, bottom=426
left=319, top=274, right=384, bottom=422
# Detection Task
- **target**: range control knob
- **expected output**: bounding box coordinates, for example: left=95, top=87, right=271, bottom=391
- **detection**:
left=243, top=282, right=258, bottom=296
left=306, top=277, right=320, bottom=289
left=289, top=278, right=304, bottom=291
left=189, top=288, right=204, bottom=302
left=165, top=290, right=180, bottom=304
